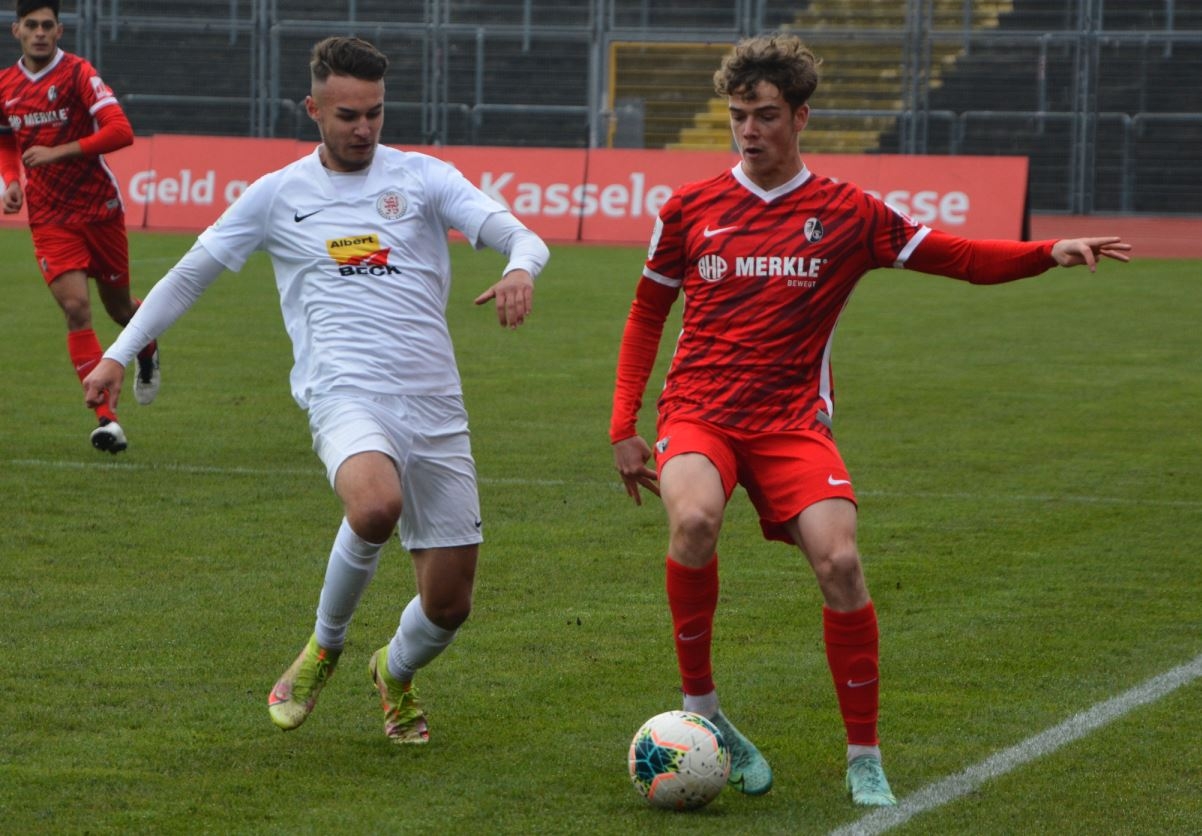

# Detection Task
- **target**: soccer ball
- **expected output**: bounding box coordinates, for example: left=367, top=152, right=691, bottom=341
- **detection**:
left=628, top=710, right=730, bottom=810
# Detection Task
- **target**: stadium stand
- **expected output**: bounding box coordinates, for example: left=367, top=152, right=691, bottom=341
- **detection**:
left=877, top=0, right=1202, bottom=213
left=661, top=0, right=1014, bottom=154
left=40, top=0, right=1202, bottom=214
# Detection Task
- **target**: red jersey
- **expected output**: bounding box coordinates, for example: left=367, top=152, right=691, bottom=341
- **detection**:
left=610, top=163, right=1056, bottom=440
left=0, top=49, right=125, bottom=225
left=642, top=164, right=923, bottom=434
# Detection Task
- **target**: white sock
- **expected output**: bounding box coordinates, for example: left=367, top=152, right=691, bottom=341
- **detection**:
left=314, top=518, right=385, bottom=650
left=847, top=744, right=882, bottom=763
left=682, top=690, right=720, bottom=719
left=387, top=595, right=457, bottom=682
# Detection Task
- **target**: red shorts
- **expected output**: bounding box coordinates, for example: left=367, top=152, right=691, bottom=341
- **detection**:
left=654, top=414, right=856, bottom=543
left=30, top=216, right=130, bottom=286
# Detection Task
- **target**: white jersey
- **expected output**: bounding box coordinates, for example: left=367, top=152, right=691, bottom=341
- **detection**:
left=198, top=145, right=506, bottom=408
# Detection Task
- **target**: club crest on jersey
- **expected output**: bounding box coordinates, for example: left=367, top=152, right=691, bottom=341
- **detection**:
left=376, top=190, right=406, bottom=220
left=47, top=85, right=57, bottom=103
left=326, top=233, right=401, bottom=276
left=803, top=216, right=824, bottom=243
left=697, top=254, right=729, bottom=283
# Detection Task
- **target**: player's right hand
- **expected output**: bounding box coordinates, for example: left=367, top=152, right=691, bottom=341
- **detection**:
left=613, top=435, right=660, bottom=506
left=83, top=358, right=125, bottom=410
left=2, top=181, right=22, bottom=214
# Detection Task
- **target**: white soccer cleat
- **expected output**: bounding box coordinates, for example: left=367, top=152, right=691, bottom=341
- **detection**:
left=134, top=347, right=160, bottom=406
left=91, top=419, right=128, bottom=454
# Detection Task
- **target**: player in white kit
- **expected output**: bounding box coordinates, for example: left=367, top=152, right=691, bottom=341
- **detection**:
left=83, top=36, right=550, bottom=744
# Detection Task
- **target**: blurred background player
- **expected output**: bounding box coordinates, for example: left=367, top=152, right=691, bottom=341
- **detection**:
left=1, top=0, right=158, bottom=454
left=610, top=33, right=1130, bottom=807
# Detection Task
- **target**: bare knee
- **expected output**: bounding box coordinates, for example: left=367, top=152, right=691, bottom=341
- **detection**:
left=427, top=598, right=472, bottom=631
left=101, top=297, right=137, bottom=326
left=60, top=298, right=92, bottom=331
left=345, top=496, right=403, bottom=544
left=811, top=545, right=868, bottom=609
left=668, top=504, right=722, bottom=563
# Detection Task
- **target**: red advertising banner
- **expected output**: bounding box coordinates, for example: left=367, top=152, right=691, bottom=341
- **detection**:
left=3, top=136, right=1029, bottom=243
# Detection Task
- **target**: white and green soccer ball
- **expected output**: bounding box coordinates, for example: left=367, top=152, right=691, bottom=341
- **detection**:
left=627, top=710, right=730, bottom=810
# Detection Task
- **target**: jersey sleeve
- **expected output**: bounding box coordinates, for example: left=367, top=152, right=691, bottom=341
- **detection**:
left=610, top=276, right=678, bottom=443
left=103, top=242, right=226, bottom=366
left=427, top=156, right=508, bottom=246
left=197, top=172, right=276, bottom=271
left=0, top=129, right=19, bottom=187
left=76, top=102, right=133, bottom=157
left=856, top=188, right=930, bottom=269
left=904, top=229, right=1057, bottom=283
left=476, top=211, right=550, bottom=279
left=75, top=59, right=120, bottom=114
left=642, top=190, right=688, bottom=286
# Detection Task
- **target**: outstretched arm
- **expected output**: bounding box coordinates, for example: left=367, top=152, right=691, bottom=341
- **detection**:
left=83, top=242, right=225, bottom=410
left=472, top=211, right=550, bottom=328
left=906, top=230, right=1131, bottom=284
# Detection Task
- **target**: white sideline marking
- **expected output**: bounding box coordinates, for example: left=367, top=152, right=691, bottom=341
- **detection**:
left=7, top=458, right=1202, bottom=507
left=831, top=652, right=1202, bottom=836
left=6, top=458, right=571, bottom=486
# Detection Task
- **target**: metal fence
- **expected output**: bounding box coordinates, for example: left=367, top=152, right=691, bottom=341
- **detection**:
left=45, top=0, right=1202, bottom=214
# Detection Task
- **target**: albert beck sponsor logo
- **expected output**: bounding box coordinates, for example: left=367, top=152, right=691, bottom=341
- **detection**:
left=326, top=234, right=400, bottom=276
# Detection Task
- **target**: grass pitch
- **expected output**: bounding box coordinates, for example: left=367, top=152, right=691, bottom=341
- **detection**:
left=1, top=226, right=1199, bottom=834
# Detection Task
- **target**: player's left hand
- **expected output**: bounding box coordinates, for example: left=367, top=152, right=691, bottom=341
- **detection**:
left=1051, top=237, right=1132, bottom=272
left=474, top=269, right=533, bottom=329
left=21, top=145, right=63, bottom=169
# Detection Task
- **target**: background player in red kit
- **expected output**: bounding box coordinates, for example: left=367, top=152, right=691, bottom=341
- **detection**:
left=610, top=33, right=1130, bottom=807
left=1, top=0, right=158, bottom=453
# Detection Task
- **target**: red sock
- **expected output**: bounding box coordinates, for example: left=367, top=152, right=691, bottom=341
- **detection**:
left=666, top=556, right=719, bottom=696
left=824, top=602, right=881, bottom=746
left=67, top=328, right=116, bottom=423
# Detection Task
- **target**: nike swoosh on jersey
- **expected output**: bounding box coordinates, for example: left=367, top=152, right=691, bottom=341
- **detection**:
left=828, top=475, right=852, bottom=486
left=293, top=208, right=324, bottom=222
left=4, top=98, right=21, bottom=108
left=702, top=224, right=740, bottom=238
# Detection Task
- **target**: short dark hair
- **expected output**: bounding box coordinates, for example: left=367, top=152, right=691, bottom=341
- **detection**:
left=16, top=0, right=59, bottom=18
left=714, top=33, right=821, bottom=110
left=309, top=37, right=388, bottom=84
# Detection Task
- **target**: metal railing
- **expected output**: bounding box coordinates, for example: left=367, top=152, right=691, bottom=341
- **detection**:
left=50, top=0, right=1202, bottom=215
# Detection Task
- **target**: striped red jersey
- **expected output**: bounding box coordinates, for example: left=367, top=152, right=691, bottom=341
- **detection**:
left=0, top=49, right=125, bottom=224
left=639, top=163, right=927, bottom=434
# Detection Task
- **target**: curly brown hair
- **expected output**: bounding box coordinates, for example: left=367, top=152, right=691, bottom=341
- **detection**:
left=713, top=33, right=821, bottom=109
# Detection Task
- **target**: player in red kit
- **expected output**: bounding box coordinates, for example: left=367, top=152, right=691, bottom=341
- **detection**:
left=610, top=33, right=1130, bottom=806
left=1, top=0, right=159, bottom=453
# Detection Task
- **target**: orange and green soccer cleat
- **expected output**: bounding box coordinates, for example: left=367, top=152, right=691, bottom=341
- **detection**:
left=369, top=645, right=430, bottom=745
left=267, top=633, right=339, bottom=731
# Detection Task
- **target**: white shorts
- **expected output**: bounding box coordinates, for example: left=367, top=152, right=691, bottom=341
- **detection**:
left=308, top=393, right=483, bottom=551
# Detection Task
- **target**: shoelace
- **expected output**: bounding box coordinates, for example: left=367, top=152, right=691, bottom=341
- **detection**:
left=849, top=759, right=889, bottom=792
left=728, top=739, right=755, bottom=770
left=297, top=651, right=335, bottom=698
